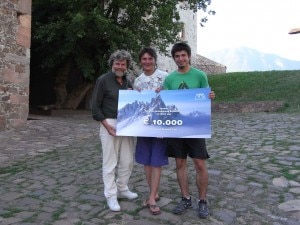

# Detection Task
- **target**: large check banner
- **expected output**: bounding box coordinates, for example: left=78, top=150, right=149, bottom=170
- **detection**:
left=116, top=88, right=211, bottom=138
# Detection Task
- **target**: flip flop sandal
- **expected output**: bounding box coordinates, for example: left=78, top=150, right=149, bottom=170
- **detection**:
left=143, top=198, right=150, bottom=208
left=143, top=198, right=160, bottom=207
left=149, top=204, right=161, bottom=215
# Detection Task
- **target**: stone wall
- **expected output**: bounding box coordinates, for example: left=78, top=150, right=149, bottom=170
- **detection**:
left=212, top=101, right=285, bottom=113
left=0, top=0, right=31, bottom=130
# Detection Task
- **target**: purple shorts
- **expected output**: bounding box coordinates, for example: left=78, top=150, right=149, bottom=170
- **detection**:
left=135, top=137, right=168, bottom=167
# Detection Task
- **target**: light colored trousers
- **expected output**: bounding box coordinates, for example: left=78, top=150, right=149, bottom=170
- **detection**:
left=99, top=119, right=134, bottom=199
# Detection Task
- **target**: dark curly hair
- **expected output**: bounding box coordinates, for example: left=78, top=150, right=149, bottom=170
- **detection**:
left=138, top=47, right=158, bottom=63
left=108, top=49, right=132, bottom=68
left=171, top=42, right=191, bottom=58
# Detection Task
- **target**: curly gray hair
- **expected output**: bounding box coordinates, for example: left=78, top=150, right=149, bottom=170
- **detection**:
left=108, top=49, right=132, bottom=68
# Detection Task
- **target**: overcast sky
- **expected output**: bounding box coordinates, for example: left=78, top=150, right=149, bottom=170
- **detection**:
left=197, top=0, right=300, bottom=61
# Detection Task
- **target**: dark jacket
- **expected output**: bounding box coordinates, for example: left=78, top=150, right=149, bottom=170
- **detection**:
left=92, top=71, right=132, bottom=121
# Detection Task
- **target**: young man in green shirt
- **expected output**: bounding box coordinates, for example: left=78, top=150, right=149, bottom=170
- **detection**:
left=163, top=42, right=215, bottom=219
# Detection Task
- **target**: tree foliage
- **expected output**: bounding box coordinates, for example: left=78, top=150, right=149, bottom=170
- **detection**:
left=32, top=0, right=214, bottom=81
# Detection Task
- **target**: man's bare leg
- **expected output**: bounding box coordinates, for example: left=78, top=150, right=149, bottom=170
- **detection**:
left=172, top=158, right=192, bottom=214
left=193, top=158, right=208, bottom=200
left=175, top=158, right=190, bottom=197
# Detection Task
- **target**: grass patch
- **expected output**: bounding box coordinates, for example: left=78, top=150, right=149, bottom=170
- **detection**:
left=281, top=167, right=299, bottom=180
left=125, top=208, right=142, bottom=217
left=268, top=157, right=277, bottom=164
left=247, top=176, right=259, bottom=183
left=75, top=222, right=87, bottom=225
left=51, top=206, right=65, bottom=220
left=279, top=193, right=285, bottom=203
left=208, top=70, right=300, bottom=112
left=0, top=163, right=29, bottom=175
left=22, top=213, right=38, bottom=223
left=0, top=208, right=22, bottom=218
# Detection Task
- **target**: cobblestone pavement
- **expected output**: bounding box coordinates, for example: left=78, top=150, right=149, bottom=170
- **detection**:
left=0, top=111, right=299, bottom=225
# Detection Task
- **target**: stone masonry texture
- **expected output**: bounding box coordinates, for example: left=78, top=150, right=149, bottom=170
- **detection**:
left=0, top=0, right=32, bottom=130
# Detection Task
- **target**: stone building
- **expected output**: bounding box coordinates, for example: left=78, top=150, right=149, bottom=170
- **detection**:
left=192, top=54, right=226, bottom=75
left=0, top=0, right=31, bottom=130
left=157, top=3, right=198, bottom=72
left=157, top=3, right=226, bottom=75
left=0, top=1, right=224, bottom=130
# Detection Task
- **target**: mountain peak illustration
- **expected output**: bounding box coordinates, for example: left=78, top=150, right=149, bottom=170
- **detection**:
left=117, top=91, right=211, bottom=138
left=117, top=94, right=179, bottom=124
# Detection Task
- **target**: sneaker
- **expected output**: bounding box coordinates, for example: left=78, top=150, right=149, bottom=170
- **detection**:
left=118, top=190, right=138, bottom=200
left=172, top=197, right=192, bottom=215
left=198, top=199, right=209, bottom=218
left=107, top=198, right=121, bottom=212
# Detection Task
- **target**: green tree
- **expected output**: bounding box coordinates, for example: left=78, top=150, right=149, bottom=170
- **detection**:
left=31, top=0, right=214, bottom=109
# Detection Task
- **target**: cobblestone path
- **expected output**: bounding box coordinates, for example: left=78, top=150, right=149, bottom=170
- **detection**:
left=0, top=112, right=299, bottom=225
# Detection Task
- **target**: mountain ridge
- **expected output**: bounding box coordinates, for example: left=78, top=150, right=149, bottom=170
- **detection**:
left=204, top=47, right=300, bottom=72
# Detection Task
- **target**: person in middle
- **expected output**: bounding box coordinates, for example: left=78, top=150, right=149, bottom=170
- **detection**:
left=133, top=47, right=169, bottom=215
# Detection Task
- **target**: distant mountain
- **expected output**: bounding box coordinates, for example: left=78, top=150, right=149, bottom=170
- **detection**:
left=204, top=47, right=300, bottom=72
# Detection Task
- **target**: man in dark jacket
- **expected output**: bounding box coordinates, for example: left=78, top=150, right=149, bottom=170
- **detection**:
left=92, top=50, right=138, bottom=212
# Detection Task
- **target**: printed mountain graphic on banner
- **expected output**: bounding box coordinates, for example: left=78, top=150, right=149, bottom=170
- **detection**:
left=118, top=94, right=176, bottom=125
left=117, top=94, right=208, bottom=130
left=117, top=89, right=212, bottom=138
